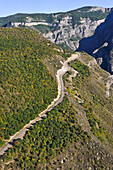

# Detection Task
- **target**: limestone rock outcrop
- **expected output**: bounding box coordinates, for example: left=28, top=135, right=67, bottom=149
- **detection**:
left=1, top=6, right=112, bottom=51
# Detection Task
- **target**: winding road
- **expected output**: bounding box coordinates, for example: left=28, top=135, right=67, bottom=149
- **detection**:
left=0, top=52, right=80, bottom=156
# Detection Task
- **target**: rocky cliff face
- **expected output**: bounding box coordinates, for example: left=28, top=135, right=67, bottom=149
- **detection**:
left=77, top=10, right=113, bottom=74
left=1, top=6, right=113, bottom=73
left=0, top=6, right=112, bottom=51
left=43, top=17, right=105, bottom=51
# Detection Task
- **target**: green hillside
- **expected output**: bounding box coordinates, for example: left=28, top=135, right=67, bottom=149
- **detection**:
left=0, top=28, right=113, bottom=169
left=68, top=52, right=113, bottom=145
left=0, top=27, right=64, bottom=146
left=1, top=97, right=113, bottom=170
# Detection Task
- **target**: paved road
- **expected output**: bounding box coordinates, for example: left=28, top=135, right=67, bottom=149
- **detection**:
left=0, top=52, right=80, bottom=156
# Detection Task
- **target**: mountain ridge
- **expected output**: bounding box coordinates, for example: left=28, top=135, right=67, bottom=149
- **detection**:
left=1, top=6, right=112, bottom=18
left=0, top=6, right=112, bottom=51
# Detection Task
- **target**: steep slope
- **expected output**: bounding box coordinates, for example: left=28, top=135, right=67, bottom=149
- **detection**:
left=77, top=10, right=113, bottom=74
left=0, top=26, right=113, bottom=169
left=0, top=6, right=112, bottom=51
left=0, top=27, right=65, bottom=147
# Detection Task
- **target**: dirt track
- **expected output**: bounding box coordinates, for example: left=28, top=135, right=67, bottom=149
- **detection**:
left=0, top=52, right=80, bottom=156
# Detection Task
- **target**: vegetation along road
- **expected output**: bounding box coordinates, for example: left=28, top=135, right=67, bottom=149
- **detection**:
left=0, top=52, right=80, bottom=156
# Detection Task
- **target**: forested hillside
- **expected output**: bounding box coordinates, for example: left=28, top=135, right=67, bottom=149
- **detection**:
left=1, top=96, right=113, bottom=170
left=0, top=28, right=113, bottom=169
left=0, top=27, right=63, bottom=146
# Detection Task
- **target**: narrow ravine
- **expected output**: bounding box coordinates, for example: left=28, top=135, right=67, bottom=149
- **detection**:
left=0, top=52, right=80, bottom=156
